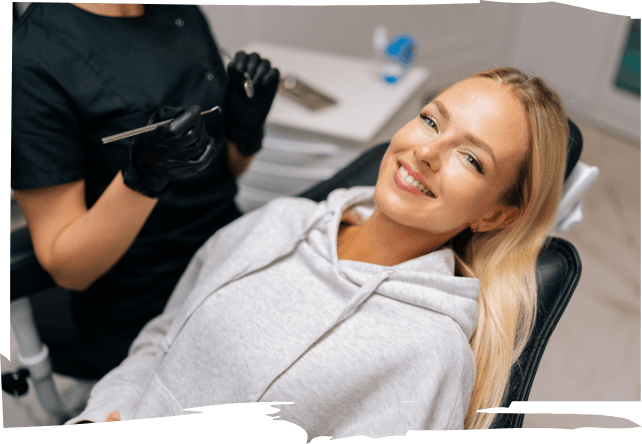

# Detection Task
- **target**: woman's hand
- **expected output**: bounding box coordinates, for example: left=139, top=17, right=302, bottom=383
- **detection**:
left=73, top=410, right=119, bottom=424
left=224, top=51, right=280, bottom=156
left=105, top=411, right=121, bottom=422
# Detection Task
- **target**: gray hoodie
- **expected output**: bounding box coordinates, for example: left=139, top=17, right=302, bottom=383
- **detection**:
left=68, top=187, right=480, bottom=438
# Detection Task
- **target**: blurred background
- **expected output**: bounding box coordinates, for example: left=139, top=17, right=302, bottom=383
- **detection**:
left=206, top=3, right=640, bottom=143
left=4, top=1, right=640, bottom=430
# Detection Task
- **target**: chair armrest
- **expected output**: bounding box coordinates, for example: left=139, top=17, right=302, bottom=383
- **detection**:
left=555, top=161, right=600, bottom=228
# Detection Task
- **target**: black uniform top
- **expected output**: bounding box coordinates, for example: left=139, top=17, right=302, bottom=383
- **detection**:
left=12, top=4, right=239, bottom=364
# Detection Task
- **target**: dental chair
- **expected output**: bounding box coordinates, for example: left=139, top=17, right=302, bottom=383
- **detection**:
left=5, top=119, right=592, bottom=428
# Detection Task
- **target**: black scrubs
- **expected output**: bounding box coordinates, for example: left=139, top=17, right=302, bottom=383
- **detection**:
left=11, top=4, right=241, bottom=379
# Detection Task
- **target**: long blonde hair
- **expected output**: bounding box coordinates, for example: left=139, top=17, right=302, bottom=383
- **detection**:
left=447, top=68, right=569, bottom=429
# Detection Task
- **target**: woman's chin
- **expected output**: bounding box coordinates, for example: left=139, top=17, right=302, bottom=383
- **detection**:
left=375, top=188, right=415, bottom=222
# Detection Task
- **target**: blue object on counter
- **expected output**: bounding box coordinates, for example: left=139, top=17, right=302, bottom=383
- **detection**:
left=382, top=34, right=416, bottom=84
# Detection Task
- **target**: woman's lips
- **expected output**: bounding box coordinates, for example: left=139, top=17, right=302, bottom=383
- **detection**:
left=399, top=160, right=427, bottom=187
left=394, top=165, right=429, bottom=197
left=393, top=160, right=436, bottom=198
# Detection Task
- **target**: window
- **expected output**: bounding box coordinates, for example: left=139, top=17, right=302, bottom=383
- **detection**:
left=614, top=19, right=640, bottom=96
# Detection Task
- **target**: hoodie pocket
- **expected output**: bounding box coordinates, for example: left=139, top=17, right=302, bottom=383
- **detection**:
left=133, top=372, right=184, bottom=420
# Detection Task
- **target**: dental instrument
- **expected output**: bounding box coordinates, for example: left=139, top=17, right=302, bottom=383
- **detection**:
left=219, top=46, right=254, bottom=98
left=101, top=106, right=221, bottom=144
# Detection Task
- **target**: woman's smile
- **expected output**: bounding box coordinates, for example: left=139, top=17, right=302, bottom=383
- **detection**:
left=393, top=161, right=436, bottom=198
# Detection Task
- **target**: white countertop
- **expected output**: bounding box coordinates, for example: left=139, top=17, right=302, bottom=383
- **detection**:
left=244, top=41, right=430, bottom=144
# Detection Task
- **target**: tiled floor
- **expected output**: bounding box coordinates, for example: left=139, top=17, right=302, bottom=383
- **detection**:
left=2, top=114, right=640, bottom=429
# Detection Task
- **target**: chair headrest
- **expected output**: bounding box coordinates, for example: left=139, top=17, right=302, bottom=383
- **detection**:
left=565, top=118, right=583, bottom=181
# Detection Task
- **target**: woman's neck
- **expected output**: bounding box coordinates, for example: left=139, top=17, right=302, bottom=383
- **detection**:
left=337, top=208, right=454, bottom=266
left=72, top=4, right=145, bottom=18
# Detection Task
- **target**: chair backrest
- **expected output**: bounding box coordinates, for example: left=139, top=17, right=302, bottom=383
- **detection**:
left=565, top=119, right=583, bottom=181
left=299, top=118, right=583, bottom=428
left=492, top=236, right=581, bottom=428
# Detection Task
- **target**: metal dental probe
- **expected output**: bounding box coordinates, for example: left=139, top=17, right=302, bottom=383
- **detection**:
left=101, top=106, right=221, bottom=144
left=219, top=46, right=254, bottom=99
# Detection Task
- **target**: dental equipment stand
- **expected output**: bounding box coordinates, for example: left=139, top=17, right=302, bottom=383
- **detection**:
left=8, top=297, right=71, bottom=424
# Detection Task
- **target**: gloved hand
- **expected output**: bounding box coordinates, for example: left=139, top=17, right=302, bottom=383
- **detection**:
left=122, top=105, right=217, bottom=198
left=224, top=51, right=280, bottom=156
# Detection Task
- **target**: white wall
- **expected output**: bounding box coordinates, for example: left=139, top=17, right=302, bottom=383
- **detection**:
left=503, top=2, right=640, bottom=142
left=201, top=3, right=640, bottom=142
left=201, top=3, right=518, bottom=95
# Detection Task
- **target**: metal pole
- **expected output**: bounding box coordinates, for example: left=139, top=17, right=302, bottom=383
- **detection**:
left=10, top=297, right=72, bottom=424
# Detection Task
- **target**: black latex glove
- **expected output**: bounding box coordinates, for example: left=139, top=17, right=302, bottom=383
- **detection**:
left=122, top=105, right=217, bottom=198
left=224, top=51, right=280, bottom=156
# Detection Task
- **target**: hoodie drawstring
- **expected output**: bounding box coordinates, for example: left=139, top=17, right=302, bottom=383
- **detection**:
left=250, top=268, right=394, bottom=401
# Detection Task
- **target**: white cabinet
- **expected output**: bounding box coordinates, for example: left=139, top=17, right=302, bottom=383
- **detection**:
left=235, top=42, right=431, bottom=213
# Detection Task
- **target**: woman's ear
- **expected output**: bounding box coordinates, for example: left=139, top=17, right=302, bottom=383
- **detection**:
left=474, top=205, right=520, bottom=233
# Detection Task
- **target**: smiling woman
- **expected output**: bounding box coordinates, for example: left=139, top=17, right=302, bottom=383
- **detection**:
left=67, top=67, right=568, bottom=437
left=372, top=77, right=530, bottom=259
left=345, top=68, right=569, bottom=429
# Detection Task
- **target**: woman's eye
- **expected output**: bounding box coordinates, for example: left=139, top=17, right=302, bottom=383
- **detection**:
left=420, top=114, right=437, bottom=130
left=464, top=153, right=484, bottom=174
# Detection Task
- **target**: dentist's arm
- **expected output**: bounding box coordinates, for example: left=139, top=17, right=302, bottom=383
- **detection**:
left=14, top=176, right=157, bottom=292
left=224, top=51, right=280, bottom=178
left=14, top=106, right=216, bottom=292
left=226, top=140, right=253, bottom=178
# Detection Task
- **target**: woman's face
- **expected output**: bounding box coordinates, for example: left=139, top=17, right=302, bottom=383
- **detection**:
left=375, top=77, right=530, bottom=238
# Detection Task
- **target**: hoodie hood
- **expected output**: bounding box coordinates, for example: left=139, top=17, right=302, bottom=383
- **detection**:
left=305, top=187, right=480, bottom=340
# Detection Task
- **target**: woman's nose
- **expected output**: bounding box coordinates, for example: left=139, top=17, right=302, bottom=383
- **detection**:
left=413, top=140, right=442, bottom=171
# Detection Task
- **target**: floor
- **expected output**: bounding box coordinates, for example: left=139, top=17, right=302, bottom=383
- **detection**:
left=2, top=113, right=640, bottom=430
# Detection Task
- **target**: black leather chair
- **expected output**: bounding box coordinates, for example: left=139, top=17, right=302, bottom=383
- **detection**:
left=5, top=120, right=583, bottom=427
left=299, top=119, right=584, bottom=428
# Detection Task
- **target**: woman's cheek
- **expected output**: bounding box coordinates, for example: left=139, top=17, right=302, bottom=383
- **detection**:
left=444, top=159, right=475, bottom=192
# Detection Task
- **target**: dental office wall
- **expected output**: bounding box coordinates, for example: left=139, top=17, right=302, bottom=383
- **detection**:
left=202, top=2, right=640, bottom=143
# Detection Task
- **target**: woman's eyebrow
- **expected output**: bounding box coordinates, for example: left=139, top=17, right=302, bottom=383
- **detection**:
left=432, top=100, right=451, bottom=123
left=432, top=99, right=496, bottom=165
left=465, top=133, right=497, bottom=164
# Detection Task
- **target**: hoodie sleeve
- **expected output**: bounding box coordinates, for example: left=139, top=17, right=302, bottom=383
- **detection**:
left=65, top=204, right=273, bottom=425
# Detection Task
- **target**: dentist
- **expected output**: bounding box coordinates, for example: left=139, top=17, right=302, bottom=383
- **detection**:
left=11, top=3, right=279, bottom=379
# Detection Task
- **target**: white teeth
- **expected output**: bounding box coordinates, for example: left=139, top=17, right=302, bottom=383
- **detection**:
left=397, top=165, right=434, bottom=197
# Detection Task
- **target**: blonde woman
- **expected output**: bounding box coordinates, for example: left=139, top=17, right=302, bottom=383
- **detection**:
left=68, top=67, right=568, bottom=437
